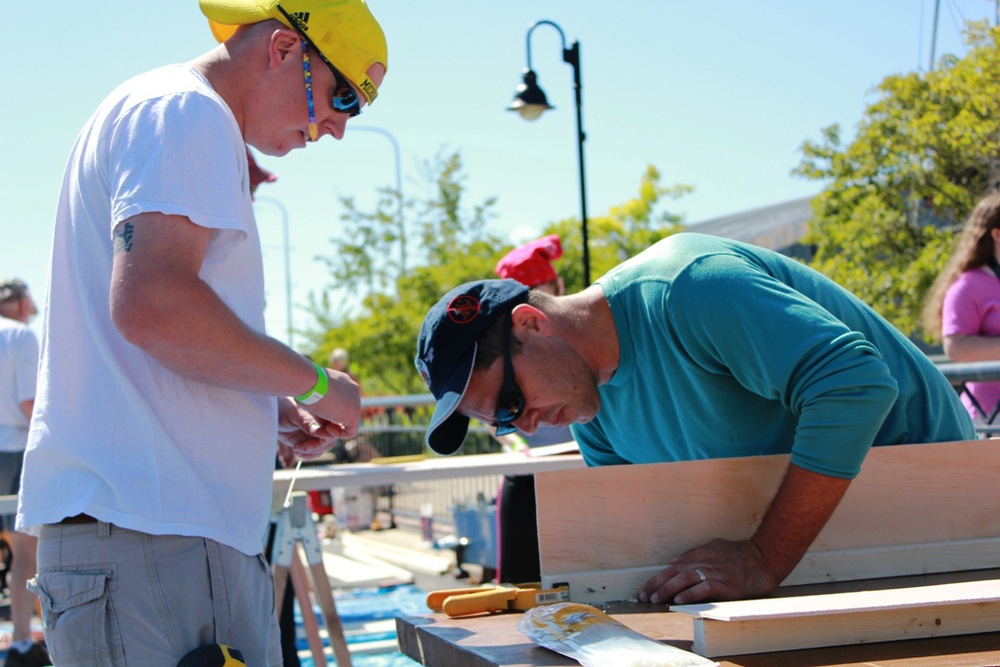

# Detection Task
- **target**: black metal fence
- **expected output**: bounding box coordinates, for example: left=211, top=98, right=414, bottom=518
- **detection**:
left=935, top=360, right=1000, bottom=436
left=301, top=394, right=503, bottom=526
left=358, top=393, right=498, bottom=460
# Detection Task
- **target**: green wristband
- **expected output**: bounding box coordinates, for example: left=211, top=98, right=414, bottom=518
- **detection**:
left=295, top=362, right=328, bottom=405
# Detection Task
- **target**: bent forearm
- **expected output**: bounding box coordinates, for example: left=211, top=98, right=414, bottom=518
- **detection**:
left=113, top=269, right=317, bottom=398
left=110, top=212, right=318, bottom=399
left=751, top=463, right=852, bottom=585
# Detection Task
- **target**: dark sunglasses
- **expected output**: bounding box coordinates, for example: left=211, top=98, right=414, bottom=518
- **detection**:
left=323, top=57, right=362, bottom=117
left=494, top=313, right=526, bottom=435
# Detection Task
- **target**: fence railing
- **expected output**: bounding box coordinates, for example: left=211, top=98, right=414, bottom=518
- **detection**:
left=934, top=360, right=1000, bottom=435
left=6, top=361, right=996, bottom=529
left=14, top=362, right=988, bottom=522
left=308, top=393, right=505, bottom=527
left=345, top=393, right=499, bottom=461
left=348, top=359, right=1000, bottom=461
left=336, top=359, right=1000, bottom=526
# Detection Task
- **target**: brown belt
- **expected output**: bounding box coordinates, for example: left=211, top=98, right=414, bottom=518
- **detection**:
left=59, top=514, right=98, bottom=525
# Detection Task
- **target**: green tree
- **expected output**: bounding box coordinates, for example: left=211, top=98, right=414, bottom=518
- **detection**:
left=794, top=21, right=1000, bottom=338
left=317, top=183, right=405, bottom=299
left=306, top=150, right=511, bottom=395
left=307, top=155, right=691, bottom=395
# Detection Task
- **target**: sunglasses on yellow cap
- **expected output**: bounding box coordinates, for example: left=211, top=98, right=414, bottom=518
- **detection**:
left=277, top=6, right=361, bottom=140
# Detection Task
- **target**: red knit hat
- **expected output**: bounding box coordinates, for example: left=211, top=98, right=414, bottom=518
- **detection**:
left=494, top=234, right=563, bottom=287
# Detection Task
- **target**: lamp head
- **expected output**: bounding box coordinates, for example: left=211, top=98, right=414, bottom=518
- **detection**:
left=506, top=69, right=553, bottom=121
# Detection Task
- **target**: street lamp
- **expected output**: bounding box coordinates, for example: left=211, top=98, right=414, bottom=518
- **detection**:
left=350, top=125, right=407, bottom=273
left=507, top=19, right=591, bottom=286
left=254, top=196, right=294, bottom=348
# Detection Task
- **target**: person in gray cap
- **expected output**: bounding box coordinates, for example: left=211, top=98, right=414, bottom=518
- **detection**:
left=0, top=280, right=37, bottom=320
left=415, top=232, right=974, bottom=606
left=0, top=279, right=49, bottom=667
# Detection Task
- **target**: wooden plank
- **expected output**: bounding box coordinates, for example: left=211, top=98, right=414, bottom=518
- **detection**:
left=534, top=440, right=1000, bottom=601
left=672, top=580, right=1000, bottom=620
left=784, top=537, right=1000, bottom=586
left=541, top=538, right=1000, bottom=604
left=688, top=603, right=1000, bottom=658
left=671, top=580, right=1000, bottom=657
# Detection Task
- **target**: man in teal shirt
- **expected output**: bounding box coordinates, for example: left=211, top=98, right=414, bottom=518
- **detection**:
left=415, top=233, right=974, bottom=604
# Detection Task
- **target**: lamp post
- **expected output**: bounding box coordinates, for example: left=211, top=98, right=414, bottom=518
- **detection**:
left=350, top=125, right=407, bottom=274
left=254, top=196, right=294, bottom=348
left=507, top=19, right=591, bottom=286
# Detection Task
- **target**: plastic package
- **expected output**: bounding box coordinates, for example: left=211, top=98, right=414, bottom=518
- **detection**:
left=518, top=602, right=719, bottom=667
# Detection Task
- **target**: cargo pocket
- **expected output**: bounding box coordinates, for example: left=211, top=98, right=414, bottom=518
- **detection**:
left=28, top=570, right=123, bottom=665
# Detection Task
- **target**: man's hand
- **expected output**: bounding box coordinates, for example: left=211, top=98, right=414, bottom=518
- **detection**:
left=277, top=397, right=343, bottom=460
left=638, top=538, right=780, bottom=605
left=302, top=368, right=362, bottom=440
left=639, top=464, right=852, bottom=605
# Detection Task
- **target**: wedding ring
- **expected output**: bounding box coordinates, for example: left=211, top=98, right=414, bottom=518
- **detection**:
left=694, top=568, right=707, bottom=583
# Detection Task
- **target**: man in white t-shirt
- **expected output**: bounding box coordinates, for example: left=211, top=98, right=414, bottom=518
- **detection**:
left=0, top=279, right=50, bottom=667
left=17, top=1, right=388, bottom=664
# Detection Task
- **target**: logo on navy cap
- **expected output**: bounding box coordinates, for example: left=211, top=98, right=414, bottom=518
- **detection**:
left=447, top=295, right=481, bottom=324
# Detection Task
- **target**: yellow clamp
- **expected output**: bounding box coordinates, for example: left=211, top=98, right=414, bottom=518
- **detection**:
left=426, top=582, right=570, bottom=618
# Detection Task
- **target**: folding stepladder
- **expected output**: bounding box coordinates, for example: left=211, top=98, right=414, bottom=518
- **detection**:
left=272, top=491, right=352, bottom=667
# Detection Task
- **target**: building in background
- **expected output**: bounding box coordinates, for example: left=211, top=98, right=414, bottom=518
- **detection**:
left=688, top=196, right=815, bottom=261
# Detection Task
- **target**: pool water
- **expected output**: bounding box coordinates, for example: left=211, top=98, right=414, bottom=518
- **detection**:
left=295, top=583, right=427, bottom=666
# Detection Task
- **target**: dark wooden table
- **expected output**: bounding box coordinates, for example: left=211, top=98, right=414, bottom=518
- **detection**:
left=397, top=603, right=1000, bottom=667
left=397, top=573, right=1000, bottom=667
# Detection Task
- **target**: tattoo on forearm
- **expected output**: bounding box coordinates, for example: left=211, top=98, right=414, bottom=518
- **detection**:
left=114, top=222, right=134, bottom=253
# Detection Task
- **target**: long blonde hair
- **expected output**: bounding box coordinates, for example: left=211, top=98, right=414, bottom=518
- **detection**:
left=922, top=193, right=1000, bottom=340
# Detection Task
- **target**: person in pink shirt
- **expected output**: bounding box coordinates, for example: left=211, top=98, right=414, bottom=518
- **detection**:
left=924, top=193, right=1000, bottom=421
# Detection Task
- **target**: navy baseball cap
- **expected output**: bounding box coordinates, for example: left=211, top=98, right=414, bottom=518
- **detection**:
left=415, top=279, right=530, bottom=455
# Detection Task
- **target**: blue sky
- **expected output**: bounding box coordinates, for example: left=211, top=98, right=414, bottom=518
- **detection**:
left=1, top=0, right=992, bottom=344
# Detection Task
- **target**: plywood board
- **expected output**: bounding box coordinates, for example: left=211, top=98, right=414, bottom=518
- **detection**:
left=535, top=440, right=1000, bottom=600
left=670, top=579, right=1000, bottom=656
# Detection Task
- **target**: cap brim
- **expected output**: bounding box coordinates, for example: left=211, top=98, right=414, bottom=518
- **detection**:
left=208, top=19, right=238, bottom=43
left=425, top=345, right=476, bottom=456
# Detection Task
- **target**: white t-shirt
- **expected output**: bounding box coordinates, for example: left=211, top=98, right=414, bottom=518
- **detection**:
left=0, top=317, right=38, bottom=453
left=18, top=65, right=278, bottom=556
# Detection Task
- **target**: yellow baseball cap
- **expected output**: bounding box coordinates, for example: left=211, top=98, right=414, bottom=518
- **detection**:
left=200, top=0, right=387, bottom=104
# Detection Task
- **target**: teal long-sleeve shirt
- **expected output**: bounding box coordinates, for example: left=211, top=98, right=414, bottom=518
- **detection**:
left=571, top=234, right=974, bottom=478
